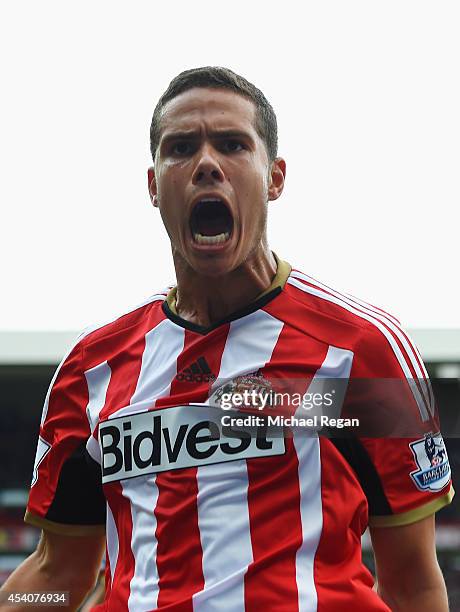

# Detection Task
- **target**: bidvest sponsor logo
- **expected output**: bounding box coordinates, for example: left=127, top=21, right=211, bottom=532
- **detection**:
left=99, top=405, right=285, bottom=483
left=409, top=433, right=451, bottom=492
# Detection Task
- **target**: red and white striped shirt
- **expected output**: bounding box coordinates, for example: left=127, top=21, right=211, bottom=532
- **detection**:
left=26, top=260, right=453, bottom=611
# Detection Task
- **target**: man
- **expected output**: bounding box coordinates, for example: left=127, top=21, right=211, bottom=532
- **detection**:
left=0, top=67, right=453, bottom=611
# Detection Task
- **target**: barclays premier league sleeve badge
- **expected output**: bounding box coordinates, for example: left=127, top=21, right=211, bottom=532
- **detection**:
left=409, top=433, right=451, bottom=492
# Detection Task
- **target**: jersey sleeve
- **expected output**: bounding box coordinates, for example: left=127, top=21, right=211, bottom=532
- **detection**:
left=25, top=336, right=106, bottom=535
left=342, top=318, right=454, bottom=527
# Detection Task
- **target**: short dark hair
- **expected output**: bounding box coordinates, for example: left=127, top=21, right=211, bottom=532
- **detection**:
left=150, top=66, right=278, bottom=162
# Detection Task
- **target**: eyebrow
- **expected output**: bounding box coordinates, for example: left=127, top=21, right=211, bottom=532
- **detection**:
left=160, top=129, right=255, bottom=145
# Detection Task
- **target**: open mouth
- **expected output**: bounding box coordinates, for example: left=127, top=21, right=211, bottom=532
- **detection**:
left=190, top=198, right=234, bottom=245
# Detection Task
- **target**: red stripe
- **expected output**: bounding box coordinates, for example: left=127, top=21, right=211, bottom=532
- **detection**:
left=336, top=287, right=432, bottom=416
left=347, top=296, right=400, bottom=324
left=287, top=276, right=432, bottom=418
left=154, top=326, right=229, bottom=608
left=390, top=323, right=433, bottom=411
left=97, top=305, right=166, bottom=422
left=29, top=343, right=89, bottom=517
left=275, top=282, right=368, bottom=350
left=245, top=438, right=302, bottom=611
left=103, top=541, right=111, bottom=606
left=244, top=322, right=330, bottom=610
left=104, top=483, right=134, bottom=611
left=289, top=271, right=400, bottom=337
left=303, top=273, right=430, bottom=403
left=290, top=269, right=400, bottom=324
left=95, top=311, right=163, bottom=606
left=375, top=317, right=431, bottom=417
left=314, top=439, right=390, bottom=612
left=290, top=271, right=429, bottom=383
left=80, top=297, right=168, bottom=358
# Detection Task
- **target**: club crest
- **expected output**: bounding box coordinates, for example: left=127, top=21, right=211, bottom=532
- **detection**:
left=208, top=373, right=276, bottom=411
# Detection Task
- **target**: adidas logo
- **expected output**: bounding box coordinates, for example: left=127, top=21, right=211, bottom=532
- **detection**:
left=176, top=357, right=216, bottom=383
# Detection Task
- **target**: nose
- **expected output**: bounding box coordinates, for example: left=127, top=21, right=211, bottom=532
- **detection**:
left=192, top=144, right=225, bottom=185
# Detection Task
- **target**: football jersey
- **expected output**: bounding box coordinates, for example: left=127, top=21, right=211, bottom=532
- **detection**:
left=26, top=258, right=453, bottom=612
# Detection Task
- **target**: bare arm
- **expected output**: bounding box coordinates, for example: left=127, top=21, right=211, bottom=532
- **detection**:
left=0, top=529, right=105, bottom=612
left=79, top=574, right=106, bottom=612
left=370, top=514, right=448, bottom=612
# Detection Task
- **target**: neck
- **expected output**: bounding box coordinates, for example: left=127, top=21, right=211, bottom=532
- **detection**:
left=172, top=243, right=277, bottom=328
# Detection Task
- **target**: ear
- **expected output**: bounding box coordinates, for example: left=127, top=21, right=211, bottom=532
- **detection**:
left=267, top=157, right=286, bottom=202
left=147, top=167, right=158, bottom=207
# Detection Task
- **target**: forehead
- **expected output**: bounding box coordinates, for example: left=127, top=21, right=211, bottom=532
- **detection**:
left=158, top=87, right=258, bottom=137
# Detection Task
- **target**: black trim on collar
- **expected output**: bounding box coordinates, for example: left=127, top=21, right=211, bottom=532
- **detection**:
left=161, top=286, right=283, bottom=335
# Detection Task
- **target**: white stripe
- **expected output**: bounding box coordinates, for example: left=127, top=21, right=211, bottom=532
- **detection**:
left=291, top=271, right=432, bottom=411
left=209, top=309, right=284, bottom=394
left=106, top=501, right=119, bottom=585
left=123, top=476, right=160, bottom=612
left=193, top=461, right=252, bottom=611
left=31, top=437, right=51, bottom=487
left=193, top=309, right=284, bottom=611
left=291, top=270, right=400, bottom=325
left=84, top=361, right=112, bottom=463
left=131, top=319, right=185, bottom=404
left=295, top=345, right=354, bottom=421
left=310, top=345, right=353, bottom=380
left=36, top=292, right=171, bottom=607
left=87, top=319, right=181, bottom=460
left=40, top=293, right=167, bottom=427
left=118, top=319, right=185, bottom=610
left=406, top=342, right=435, bottom=412
left=85, top=361, right=112, bottom=431
left=294, top=437, right=322, bottom=612
left=109, top=319, right=185, bottom=420
left=290, top=271, right=433, bottom=417
left=344, top=292, right=400, bottom=326
left=86, top=435, right=101, bottom=464
left=294, top=346, right=352, bottom=612
left=287, top=277, right=430, bottom=421
left=297, top=271, right=434, bottom=413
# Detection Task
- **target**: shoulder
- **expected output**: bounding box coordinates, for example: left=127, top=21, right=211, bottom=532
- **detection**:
left=38, top=287, right=172, bottom=427
left=53, top=287, right=172, bottom=380
left=283, top=267, right=433, bottom=407
left=282, top=266, right=404, bottom=350
left=286, top=266, right=400, bottom=327
left=77, top=288, right=171, bottom=353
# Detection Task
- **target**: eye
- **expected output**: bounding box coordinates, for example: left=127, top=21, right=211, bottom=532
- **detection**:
left=221, top=140, right=245, bottom=153
left=171, top=141, right=194, bottom=156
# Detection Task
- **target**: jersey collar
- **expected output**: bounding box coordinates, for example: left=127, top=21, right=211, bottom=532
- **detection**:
left=162, top=253, right=291, bottom=335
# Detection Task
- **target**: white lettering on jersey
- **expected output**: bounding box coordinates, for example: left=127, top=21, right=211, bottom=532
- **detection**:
left=99, top=405, right=285, bottom=484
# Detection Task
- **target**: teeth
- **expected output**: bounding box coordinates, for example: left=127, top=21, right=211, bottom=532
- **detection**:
left=194, top=232, right=230, bottom=244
